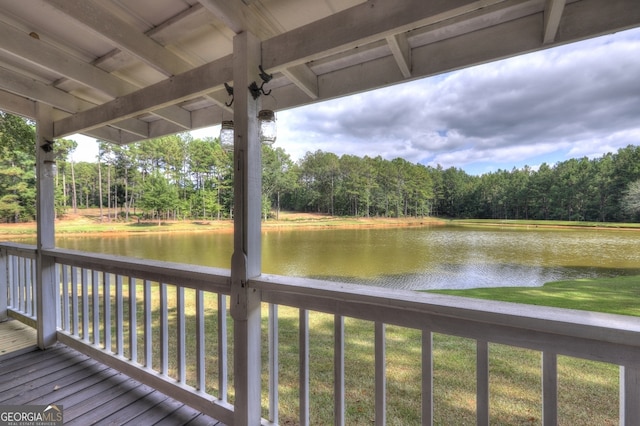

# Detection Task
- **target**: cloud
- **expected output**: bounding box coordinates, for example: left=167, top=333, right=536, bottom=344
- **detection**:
left=277, top=27, right=640, bottom=174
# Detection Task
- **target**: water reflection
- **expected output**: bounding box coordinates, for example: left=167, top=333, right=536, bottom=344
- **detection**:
left=56, top=225, right=640, bottom=290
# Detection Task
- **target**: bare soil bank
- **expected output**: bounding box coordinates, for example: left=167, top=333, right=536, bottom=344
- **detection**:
left=0, top=209, right=443, bottom=239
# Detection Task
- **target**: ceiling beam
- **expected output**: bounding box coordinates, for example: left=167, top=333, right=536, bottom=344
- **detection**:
left=204, top=89, right=235, bottom=113
left=553, top=0, right=640, bottom=43
left=0, top=22, right=137, bottom=99
left=148, top=119, right=194, bottom=139
left=109, top=118, right=150, bottom=138
left=45, top=0, right=192, bottom=76
left=53, top=55, right=233, bottom=138
left=0, top=65, right=153, bottom=139
left=85, top=126, right=142, bottom=145
left=386, top=33, right=412, bottom=78
left=262, top=0, right=506, bottom=70
left=407, top=0, right=542, bottom=47
left=0, top=67, right=94, bottom=114
left=152, top=106, right=192, bottom=129
left=199, top=0, right=318, bottom=102
left=543, top=0, right=567, bottom=44
left=146, top=3, right=213, bottom=47
left=197, top=0, right=247, bottom=34
left=0, top=90, right=35, bottom=118
left=197, top=0, right=280, bottom=39
left=0, top=0, right=198, bottom=138
left=281, top=65, right=319, bottom=100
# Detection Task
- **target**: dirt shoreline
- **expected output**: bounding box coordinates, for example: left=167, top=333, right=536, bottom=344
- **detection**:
left=452, top=220, right=640, bottom=232
left=2, top=210, right=639, bottom=240
left=0, top=211, right=446, bottom=240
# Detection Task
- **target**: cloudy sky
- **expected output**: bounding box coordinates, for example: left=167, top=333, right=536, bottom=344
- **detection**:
left=73, top=27, right=640, bottom=176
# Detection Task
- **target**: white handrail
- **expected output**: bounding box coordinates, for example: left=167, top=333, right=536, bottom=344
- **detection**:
left=3, top=244, right=640, bottom=425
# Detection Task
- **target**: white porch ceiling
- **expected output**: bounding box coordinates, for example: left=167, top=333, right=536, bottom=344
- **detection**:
left=0, top=0, right=638, bottom=145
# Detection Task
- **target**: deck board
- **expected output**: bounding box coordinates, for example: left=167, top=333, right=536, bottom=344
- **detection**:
left=0, top=319, right=37, bottom=359
left=0, top=343, right=226, bottom=425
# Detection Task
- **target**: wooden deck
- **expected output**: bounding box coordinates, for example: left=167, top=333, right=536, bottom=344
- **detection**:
left=0, top=319, right=37, bottom=360
left=0, top=341, right=227, bottom=425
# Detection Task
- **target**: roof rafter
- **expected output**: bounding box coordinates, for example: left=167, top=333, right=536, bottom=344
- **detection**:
left=197, top=0, right=325, bottom=101
left=152, top=106, right=192, bottom=129
left=197, top=0, right=280, bottom=39
left=0, top=65, right=153, bottom=140
left=0, top=22, right=137, bottom=99
left=146, top=3, right=212, bottom=47
left=0, top=90, right=35, bottom=118
left=262, top=0, right=506, bottom=70
left=386, top=33, right=412, bottom=78
left=281, top=65, right=319, bottom=100
left=45, top=0, right=193, bottom=76
left=54, top=55, right=233, bottom=138
left=543, top=0, right=567, bottom=44
left=0, top=67, right=94, bottom=114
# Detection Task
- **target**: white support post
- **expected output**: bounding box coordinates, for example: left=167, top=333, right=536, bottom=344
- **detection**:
left=268, top=303, right=279, bottom=423
left=230, top=30, right=263, bottom=426
left=422, top=330, right=433, bottom=426
left=334, top=315, right=345, bottom=426
left=620, top=365, right=640, bottom=425
left=375, top=321, right=386, bottom=426
left=542, top=352, right=558, bottom=425
left=299, top=309, right=310, bottom=426
left=477, top=340, right=490, bottom=426
left=0, top=247, right=7, bottom=321
left=35, top=102, right=57, bottom=349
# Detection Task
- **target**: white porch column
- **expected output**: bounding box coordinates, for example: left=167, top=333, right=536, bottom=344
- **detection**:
left=230, top=31, right=263, bottom=426
left=0, top=246, right=7, bottom=321
left=35, top=102, right=57, bottom=349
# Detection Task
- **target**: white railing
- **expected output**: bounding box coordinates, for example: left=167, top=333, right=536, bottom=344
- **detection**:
left=2, top=242, right=640, bottom=425
left=48, top=247, right=236, bottom=425
left=0, top=243, right=37, bottom=327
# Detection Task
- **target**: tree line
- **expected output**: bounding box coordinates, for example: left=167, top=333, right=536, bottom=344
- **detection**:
left=2, top=111, right=640, bottom=223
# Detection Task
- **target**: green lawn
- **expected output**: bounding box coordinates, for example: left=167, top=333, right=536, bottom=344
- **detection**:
left=426, top=276, right=640, bottom=425
left=451, top=218, right=640, bottom=230
left=430, top=275, right=640, bottom=316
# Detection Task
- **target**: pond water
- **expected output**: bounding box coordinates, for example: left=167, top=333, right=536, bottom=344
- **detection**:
left=55, top=225, right=640, bottom=290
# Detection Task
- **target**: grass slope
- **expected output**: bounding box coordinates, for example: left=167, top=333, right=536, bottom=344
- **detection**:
left=430, top=275, right=640, bottom=317
left=425, top=276, right=640, bottom=425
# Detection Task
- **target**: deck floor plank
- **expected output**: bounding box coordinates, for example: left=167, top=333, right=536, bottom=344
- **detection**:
left=62, top=377, right=144, bottom=422
left=65, top=382, right=154, bottom=425
left=0, top=319, right=37, bottom=358
left=154, top=403, right=223, bottom=426
left=0, top=344, right=66, bottom=379
left=25, top=363, right=124, bottom=407
left=0, top=357, right=105, bottom=405
left=90, top=388, right=171, bottom=426
left=0, top=343, right=224, bottom=425
left=0, top=347, right=89, bottom=393
left=121, top=396, right=187, bottom=426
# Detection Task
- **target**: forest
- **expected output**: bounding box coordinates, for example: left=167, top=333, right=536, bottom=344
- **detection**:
left=2, top=111, right=640, bottom=223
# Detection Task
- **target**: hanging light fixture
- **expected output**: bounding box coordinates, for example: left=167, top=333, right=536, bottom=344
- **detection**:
left=220, top=66, right=276, bottom=148
left=258, top=110, right=276, bottom=145
left=220, top=120, right=234, bottom=151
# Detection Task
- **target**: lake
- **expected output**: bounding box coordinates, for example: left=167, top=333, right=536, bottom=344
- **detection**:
left=55, top=225, right=640, bottom=290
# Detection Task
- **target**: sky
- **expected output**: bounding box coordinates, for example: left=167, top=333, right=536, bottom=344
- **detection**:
left=71, top=27, right=640, bottom=176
